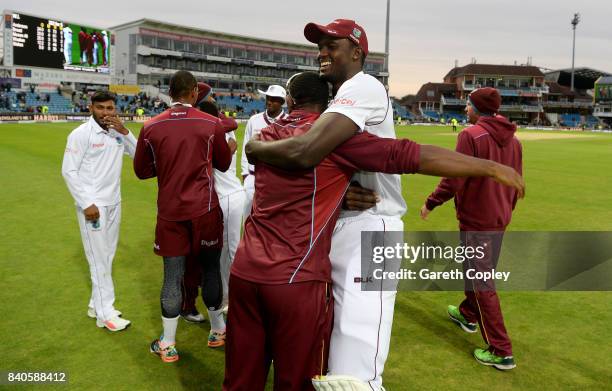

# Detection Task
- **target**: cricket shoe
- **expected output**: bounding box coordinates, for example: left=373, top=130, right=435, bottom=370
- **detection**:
left=207, top=330, right=226, bottom=348
left=88, top=308, right=122, bottom=319
left=180, top=310, right=206, bottom=323
left=473, top=348, right=516, bottom=370
left=150, top=339, right=179, bottom=363
left=96, top=316, right=131, bottom=332
left=447, top=305, right=477, bottom=333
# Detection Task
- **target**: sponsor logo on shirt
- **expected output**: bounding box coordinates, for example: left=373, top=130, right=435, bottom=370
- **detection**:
left=92, top=143, right=105, bottom=148
left=201, top=239, right=219, bottom=247
left=170, top=111, right=187, bottom=117
left=65, top=147, right=78, bottom=154
left=329, top=98, right=356, bottom=107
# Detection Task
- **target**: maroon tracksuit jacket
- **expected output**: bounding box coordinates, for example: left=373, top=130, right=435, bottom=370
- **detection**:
left=225, top=110, right=420, bottom=390
left=426, top=114, right=522, bottom=357
left=133, top=105, right=231, bottom=221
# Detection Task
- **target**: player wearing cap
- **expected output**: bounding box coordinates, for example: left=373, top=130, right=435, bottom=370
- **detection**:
left=245, top=20, right=525, bottom=390
left=180, top=83, right=246, bottom=349
left=62, top=90, right=136, bottom=332
left=421, top=88, right=522, bottom=370
left=134, top=71, right=232, bottom=363
left=240, top=85, right=287, bottom=218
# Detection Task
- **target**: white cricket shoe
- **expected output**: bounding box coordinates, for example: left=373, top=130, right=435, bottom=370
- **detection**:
left=87, top=308, right=122, bottom=319
left=96, top=316, right=131, bottom=332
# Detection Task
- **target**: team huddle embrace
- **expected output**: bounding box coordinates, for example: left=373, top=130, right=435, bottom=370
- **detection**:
left=62, top=18, right=525, bottom=391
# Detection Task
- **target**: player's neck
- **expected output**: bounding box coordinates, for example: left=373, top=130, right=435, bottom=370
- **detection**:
left=332, top=68, right=362, bottom=96
left=266, top=109, right=281, bottom=118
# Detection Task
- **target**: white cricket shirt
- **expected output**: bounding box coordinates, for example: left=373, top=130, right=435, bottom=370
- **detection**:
left=240, top=110, right=286, bottom=177
left=324, top=71, right=407, bottom=219
left=62, top=116, right=137, bottom=209
left=214, top=131, right=243, bottom=197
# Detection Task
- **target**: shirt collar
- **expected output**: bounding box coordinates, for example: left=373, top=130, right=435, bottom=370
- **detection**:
left=171, top=102, right=192, bottom=107
left=89, top=116, right=107, bottom=134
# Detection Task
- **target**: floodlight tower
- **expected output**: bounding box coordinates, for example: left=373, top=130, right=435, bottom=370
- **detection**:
left=570, top=12, right=580, bottom=92
left=384, top=0, right=390, bottom=88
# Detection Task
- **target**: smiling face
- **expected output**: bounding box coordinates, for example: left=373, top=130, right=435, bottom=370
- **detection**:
left=317, top=36, right=362, bottom=89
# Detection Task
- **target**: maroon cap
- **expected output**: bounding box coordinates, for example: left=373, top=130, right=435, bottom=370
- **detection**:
left=304, top=19, right=368, bottom=56
left=196, top=82, right=212, bottom=105
left=468, top=87, right=501, bottom=115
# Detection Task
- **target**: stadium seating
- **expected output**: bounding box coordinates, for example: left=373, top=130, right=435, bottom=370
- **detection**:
left=0, top=91, right=72, bottom=113
left=559, top=113, right=581, bottom=127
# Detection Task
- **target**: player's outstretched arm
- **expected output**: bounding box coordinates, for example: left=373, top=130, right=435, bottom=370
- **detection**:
left=245, top=112, right=358, bottom=170
left=419, top=144, right=525, bottom=198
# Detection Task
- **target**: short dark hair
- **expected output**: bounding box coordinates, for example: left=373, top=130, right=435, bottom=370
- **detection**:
left=198, top=100, right=219, bottom=117
left=287, top=72, right=330, bottom=110
left=169, top=70, right=197, bottom=100
left=91, top=90, right=116, bottom=104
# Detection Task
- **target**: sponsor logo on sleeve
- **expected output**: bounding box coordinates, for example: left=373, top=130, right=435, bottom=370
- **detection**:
left=329, top=98, right=356, bottom=107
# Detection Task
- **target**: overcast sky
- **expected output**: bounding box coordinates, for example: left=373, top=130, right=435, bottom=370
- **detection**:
left=3, top=0, right=611, bottom=96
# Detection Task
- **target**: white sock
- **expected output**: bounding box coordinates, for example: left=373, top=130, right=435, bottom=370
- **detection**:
left=207, top=308, right=226, bottom=332
left=161, top=315, right=179, bottom=346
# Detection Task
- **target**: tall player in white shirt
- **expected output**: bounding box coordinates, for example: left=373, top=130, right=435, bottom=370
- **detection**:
left=62, top=91, right=137, bottom=332
left=240, top=85, right=287, bottom=218
left=245, top=19, right=525, bottom=390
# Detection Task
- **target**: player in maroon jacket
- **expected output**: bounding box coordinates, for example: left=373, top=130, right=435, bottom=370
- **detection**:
left=134, top=71, right=232, bottom=363
left=78, top=28, right=87, bottom=64
left=421, top=87, right=522, bottom=370
left=224, top=72, right=524, bottom=390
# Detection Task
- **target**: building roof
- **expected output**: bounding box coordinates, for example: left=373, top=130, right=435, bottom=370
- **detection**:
left=596, top=76, right=612, bottom=84
left=545, top=81, right=574, bottom=95
left=444, top=64, right=544, bottom=79
left=109, top=18, right=386, bottom=57
left=415, top=82, right=456, bottom=102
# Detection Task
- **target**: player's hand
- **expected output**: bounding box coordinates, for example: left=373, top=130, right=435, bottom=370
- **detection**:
left=103, top=115, right=129, bottom=135
left=227, top=138, right=237, bottom=155
left=490, top=163, right=526, bottom=199
left=83, top=204, right=100, bottom=221
left=420, top=205, right=431, bottom=220
left=342, top=182, right=380, bottom=211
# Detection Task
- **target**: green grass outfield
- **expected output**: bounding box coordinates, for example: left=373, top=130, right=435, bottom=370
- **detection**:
left=1, top=122, right=611, bottom=390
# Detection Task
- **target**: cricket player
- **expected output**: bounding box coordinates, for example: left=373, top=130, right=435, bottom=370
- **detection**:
left=245, top=20, right=525, bottom=390
left=180, top=83, right=246, bottom=349
left=228, top=71, right=524, bottom=390
left=240, top=85, right=287, bottom=218
left=63, top=26, right=72, bottom=64
left=421, top=87, right=522, bottom=370
left=133, top=71, right=232, bottom=363
left=62, top=90, right=136, bottom=332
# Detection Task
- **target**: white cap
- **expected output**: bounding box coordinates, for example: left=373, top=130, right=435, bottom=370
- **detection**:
left=258, top=85, right=287, bottom=101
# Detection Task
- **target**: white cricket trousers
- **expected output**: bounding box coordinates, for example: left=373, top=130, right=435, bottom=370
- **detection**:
left=328, top=215, right=404, bottom=390
left=219, top=190, right=246, bottom=304
left=76, top=203, right=121, bottom=322
left=242, top=174, right=255, bottom=220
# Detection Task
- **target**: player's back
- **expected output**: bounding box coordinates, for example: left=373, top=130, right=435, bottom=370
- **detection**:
left=138, top=106, right=223, bottom=221
left=232, top=110, right=354, bottom=285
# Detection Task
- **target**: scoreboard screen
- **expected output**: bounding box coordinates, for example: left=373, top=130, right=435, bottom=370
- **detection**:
left=11, top=12, right=110, bottom=73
